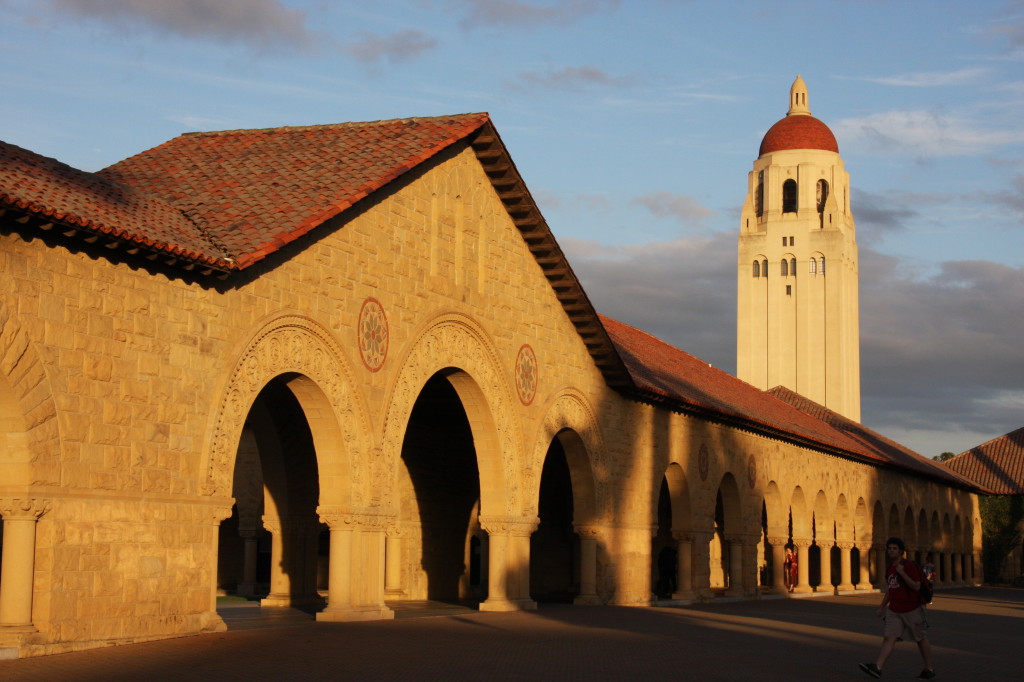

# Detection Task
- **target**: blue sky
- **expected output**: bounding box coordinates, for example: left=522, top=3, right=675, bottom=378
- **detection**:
left=2, top=0, right=1022, bottom=458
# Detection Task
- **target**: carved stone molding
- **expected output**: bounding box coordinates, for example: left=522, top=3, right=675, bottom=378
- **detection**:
left=671, top=531, right=696, bottom=543
left=479, top=515, right=540, bottom=537
left=381, top=315, right=522, bottom=515
left=316, top=506, right=395, bottom=531
left=767, top=536, right=790, bottom=546
left=204, top=315, right=368, bottom=500
left=0, top=497, right=51, bottom=521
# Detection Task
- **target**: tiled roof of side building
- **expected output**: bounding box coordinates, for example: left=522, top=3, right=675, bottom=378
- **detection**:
left=97, top=113, right=491, bottom=269
left=0, top=140, right=226, bottom=265
left=944, top=426, right=1024, bottom=495
left=600, top=314, right=981, bottom=491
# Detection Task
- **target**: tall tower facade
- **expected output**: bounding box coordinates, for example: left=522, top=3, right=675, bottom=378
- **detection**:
left=737, top=76, right=861, bottom=421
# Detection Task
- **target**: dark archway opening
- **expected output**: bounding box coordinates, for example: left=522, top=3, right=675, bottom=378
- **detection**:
left=401, top=373, right=481, bottom=604
left=530, top=437, right=578, bottom=603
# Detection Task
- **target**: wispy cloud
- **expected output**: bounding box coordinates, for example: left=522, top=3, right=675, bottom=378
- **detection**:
left=344, top=30, right=438, bottom=65
left=833, top=110, right=1024, bottom=156
left=507, top=66, right=640, bottom=91
left=848, top=68, right=989, bottom=87
left=457, top=0, right=618, bottom=29
left=49, top=0, right=324, bottom=52
left=633, top=191, right=714, bottom=227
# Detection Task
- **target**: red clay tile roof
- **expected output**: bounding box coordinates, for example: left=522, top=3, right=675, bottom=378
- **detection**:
left=759, top=114, right=839, bottom=156
left=0, top=140, right=225, bottom=265
left=98, top=113, right=491, bottom=269
left=601, top=314, right=979, bottom=490
left=944, top=427, right=1024, bottom=495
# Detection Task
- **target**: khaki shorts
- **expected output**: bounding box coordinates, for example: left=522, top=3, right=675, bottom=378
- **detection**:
left=884, top=606, right=929, bottom=642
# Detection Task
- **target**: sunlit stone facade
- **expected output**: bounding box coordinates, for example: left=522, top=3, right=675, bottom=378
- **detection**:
left=0, top=109, right=978, bottom=658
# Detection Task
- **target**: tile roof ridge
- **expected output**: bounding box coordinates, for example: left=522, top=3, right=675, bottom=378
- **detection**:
left=953, top=425, right=1024, bottom=457
left=174, top=112, right=491, bottom=139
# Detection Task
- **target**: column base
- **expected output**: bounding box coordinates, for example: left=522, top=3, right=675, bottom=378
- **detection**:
left=479, top=597, right=537, bottom=612
left=261, top=594, right=326, bottom=608
left=316, top=605, right=394, bottom=622
left=836, top=583, right=856, bottom=593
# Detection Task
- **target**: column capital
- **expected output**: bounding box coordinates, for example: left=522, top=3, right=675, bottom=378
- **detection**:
left=767, top=536, right=789, bottom=546
left=0, top=497, right=52, bottom=521
left=479, top=515, right=540, bottom=537
left=791, top=538, right=814, bottom=549
left=671, top=531, right=695, bottom=543
left=836, top=541, right=855, bottom=550
left=315, top=506, right=395, bottom=531
left=573, top=524, right=604, bottom=541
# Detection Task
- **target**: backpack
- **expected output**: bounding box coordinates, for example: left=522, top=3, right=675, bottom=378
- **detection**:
left=918, top=565, right=934, bottom=605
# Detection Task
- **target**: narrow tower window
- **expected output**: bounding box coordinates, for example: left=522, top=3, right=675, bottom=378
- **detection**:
left=790, top=257, right=796, bottom=276
left=820, top=256, right=826, bottom=274
left=756, top=171, right=764, bottom=217
left=762, top=259, right=768, bottom=277
left=780, top=259, right=789, bottom=277
left=809, top=258, right=817, bottom=275
left=782, top=179, right=797, bottom=213
left=753, top=260, right=760, bottom=278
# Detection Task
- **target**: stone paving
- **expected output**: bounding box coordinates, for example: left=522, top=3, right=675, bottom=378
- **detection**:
left=0, top=587, right=1019, bottom=681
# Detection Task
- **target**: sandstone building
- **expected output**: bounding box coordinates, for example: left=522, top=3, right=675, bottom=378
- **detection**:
left=0, top=81, right=981, bottom=658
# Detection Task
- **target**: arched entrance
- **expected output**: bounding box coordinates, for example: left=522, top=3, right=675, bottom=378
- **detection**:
left=217, top=375, right=325, bottom=608
left=394, top=372, right=482, bottom=604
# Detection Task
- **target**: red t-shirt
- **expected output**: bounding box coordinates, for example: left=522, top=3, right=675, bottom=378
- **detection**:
left=886, top=559, right=924, bottom=613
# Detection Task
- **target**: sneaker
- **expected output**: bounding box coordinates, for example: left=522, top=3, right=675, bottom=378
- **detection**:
left=859, top=662, right=882, bottom=678
left=917, top=670, right=936, bottom=680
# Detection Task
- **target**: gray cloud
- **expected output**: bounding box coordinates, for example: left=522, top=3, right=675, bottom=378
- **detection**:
left=859, top=254, right=1024, bottom=444
left=508, top=66, right=640, bottom=92
left=344, top=30, right=438, bottom=65
left=633, top=191, right=714, bottom=227
left=50, top=0, right=320, bottom=51
left=564, top=232, right=1023, bottom=458
left=458, top=0, right=617, bottom=29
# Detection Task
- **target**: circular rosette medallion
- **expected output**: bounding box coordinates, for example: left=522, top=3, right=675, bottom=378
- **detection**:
left=515, top=344, right=538, bottom=406
left=357, top=298, right=388, bottom=372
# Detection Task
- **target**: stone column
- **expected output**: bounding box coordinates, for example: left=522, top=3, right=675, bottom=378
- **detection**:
left=874, top=544, right=888, bottom=589
left=941, top=552, right=951, bottom=585
left=949, top=552, right=959, bottom=584
left=573, top=525, right=601, bottom=605
left=791, top=538, right=813, bottom=594
left=0, top=498, right=51, bottom=633
left=384, top=527, right=403, bottom=595
left=855, top=544, right=871, bottom=590
left=724, top=535, right=745, bottom=596
left=479, top=515, right=539, bottom=612
left=817, top=542, right=833, bottom=593
left=691, top=531, right=714, bottom=599
left=316, top=508, right=394, bottom=622
left=767, top=536, right=788, bottom=593
left=836, top=542, right=855, bottom=592
left=197, top=503, right=233, bottom=634
left=260, top=515, right=290, bottom=607
left=236, top=529, right=260, bottom=598
left=672, top=532, right=695, bottom=600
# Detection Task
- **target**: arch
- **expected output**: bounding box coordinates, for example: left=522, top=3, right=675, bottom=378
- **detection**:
left=835, top=494, right=852, bottom=545
left=752, top=260, right=760, bottom=278
left=763, top=481, right=786, bottom=537
left=790, top=486, right=811, bottom=537
left=854, top=497, right=870, bottom=546
left=813, top=490, right=832, bottom=541
left=871, top=501, right=886, bottom=545
left=203, top=315, right=370, bottom=503
left=903, top=506, right=917, bottom=550
left=529, top=390, right=606, bottom=524
left=780, top=258, right=789, bottom=277
left=918, top=509, right=930, bottom=550
left=0, top=302, right=61, bottom=487
left=816, top=179, right=829, bottom=213
left=717, top=472, right=743, bottom=531
left=782, top=179, right=798, bottom=213
left=382, top=313, right=522, bottom=517
left=664, top=462, right=694, bottom=532
left=888, top=503, right=902, bottom=539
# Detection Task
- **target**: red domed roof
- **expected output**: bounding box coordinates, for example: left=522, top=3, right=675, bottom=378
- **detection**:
left=759, top=114, right=838, bottom=156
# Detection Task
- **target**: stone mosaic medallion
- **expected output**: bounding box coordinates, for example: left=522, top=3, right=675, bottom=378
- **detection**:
left=515, top=344, right=538, bottom=406
left=747, top=454, right=757, bottom=488
left=358, top=297, right=388, bottom=372
left=698, top=444, right=710, bottom=481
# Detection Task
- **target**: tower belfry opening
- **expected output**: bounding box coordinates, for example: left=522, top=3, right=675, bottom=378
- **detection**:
left=737, top=76, right=861, bottom=421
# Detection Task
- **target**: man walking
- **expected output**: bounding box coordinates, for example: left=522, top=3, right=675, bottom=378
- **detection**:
left=860, top=537, right=935, bottom=679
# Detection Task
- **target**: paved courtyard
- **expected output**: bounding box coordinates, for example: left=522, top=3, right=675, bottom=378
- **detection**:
left=1, top=587, right=1019, bottom=681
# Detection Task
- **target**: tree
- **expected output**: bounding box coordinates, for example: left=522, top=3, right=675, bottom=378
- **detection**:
left=979, top=495, right=1024, bottom=583
left=932, top=452, right=955, bottom=462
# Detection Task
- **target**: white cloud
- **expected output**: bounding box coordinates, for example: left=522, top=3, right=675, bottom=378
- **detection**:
left=833, top=110, right=1024, bottom=156
left=851, top=68, right=989, bottom=87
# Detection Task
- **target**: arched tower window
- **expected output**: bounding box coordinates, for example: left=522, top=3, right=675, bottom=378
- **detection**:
left=816, top=180, right=828, bottom=212
left=756, top=171, right=764, bottom=217
left=753, top=260, right=760, bottom=278
left=780, top=259, right=788, bottom=277
left=782, top=179, right=797, bottom=213
left=809, top=258, right=817, bottom=275
left=820, top=256, right=826, bottom=274
left=762, top=259, right=768, bottom=277
left=790, top=258, right=796, bottom=276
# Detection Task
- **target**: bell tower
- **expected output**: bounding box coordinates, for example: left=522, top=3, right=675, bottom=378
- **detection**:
left=737, top=75, right=861, bottom=421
